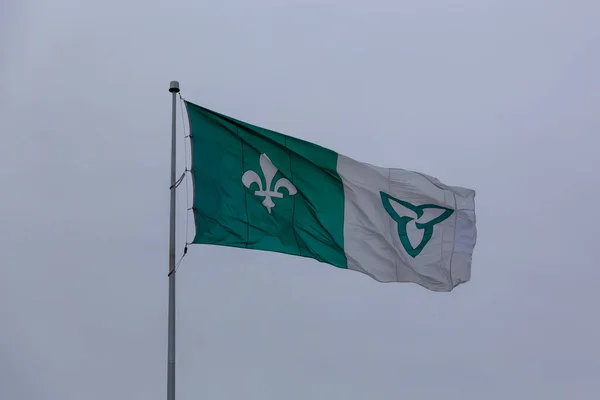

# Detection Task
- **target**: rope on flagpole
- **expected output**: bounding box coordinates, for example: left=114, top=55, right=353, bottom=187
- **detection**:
left=166, top=95, right=192, bottom=278
left=176, top=94, right=193, bottom=273
left=168, top=248, right=188, bottom=277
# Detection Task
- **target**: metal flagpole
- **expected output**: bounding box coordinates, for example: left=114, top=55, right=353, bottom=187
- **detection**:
left=167, top=80, right=180, bottom=400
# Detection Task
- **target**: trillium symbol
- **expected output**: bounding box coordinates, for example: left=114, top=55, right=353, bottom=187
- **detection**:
left=380, top=192, right=454, bottom=258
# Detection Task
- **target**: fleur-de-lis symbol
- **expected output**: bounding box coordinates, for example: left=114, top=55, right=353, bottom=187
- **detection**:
left=242, top=153, right=297, bottom=213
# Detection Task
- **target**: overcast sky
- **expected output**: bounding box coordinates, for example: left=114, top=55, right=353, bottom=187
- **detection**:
left=2, top=0, right=600, bottom=399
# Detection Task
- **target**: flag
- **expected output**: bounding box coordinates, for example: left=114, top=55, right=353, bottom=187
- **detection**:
left=184, top=100, right=477, bottom=291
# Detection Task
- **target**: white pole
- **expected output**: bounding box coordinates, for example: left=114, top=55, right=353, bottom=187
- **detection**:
left=167, top=80, right=180, bottom=400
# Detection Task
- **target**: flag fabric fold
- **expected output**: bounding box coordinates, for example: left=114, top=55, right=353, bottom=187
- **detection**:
left=185, top=100, right=476, bottom=291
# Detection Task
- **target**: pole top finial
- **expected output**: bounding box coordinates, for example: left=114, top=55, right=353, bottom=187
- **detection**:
left=169, top=81, right=180, bottom=93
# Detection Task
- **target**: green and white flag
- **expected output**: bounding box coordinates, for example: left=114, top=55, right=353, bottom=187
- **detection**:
left=185, top=100, right=477, bottom=291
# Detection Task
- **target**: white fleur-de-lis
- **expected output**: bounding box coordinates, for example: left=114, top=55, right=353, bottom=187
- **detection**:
left=241, top=153, right=297, bottom=213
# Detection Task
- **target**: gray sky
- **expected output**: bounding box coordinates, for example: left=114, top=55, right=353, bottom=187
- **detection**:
left=2, top=0, right=599, bottom=399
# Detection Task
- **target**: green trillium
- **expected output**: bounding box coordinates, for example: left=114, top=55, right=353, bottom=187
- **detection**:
left=380, top=192, right=454, bottom=258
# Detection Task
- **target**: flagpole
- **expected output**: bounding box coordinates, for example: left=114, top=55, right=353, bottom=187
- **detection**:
left=167, top=80, right=180, bottom=400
